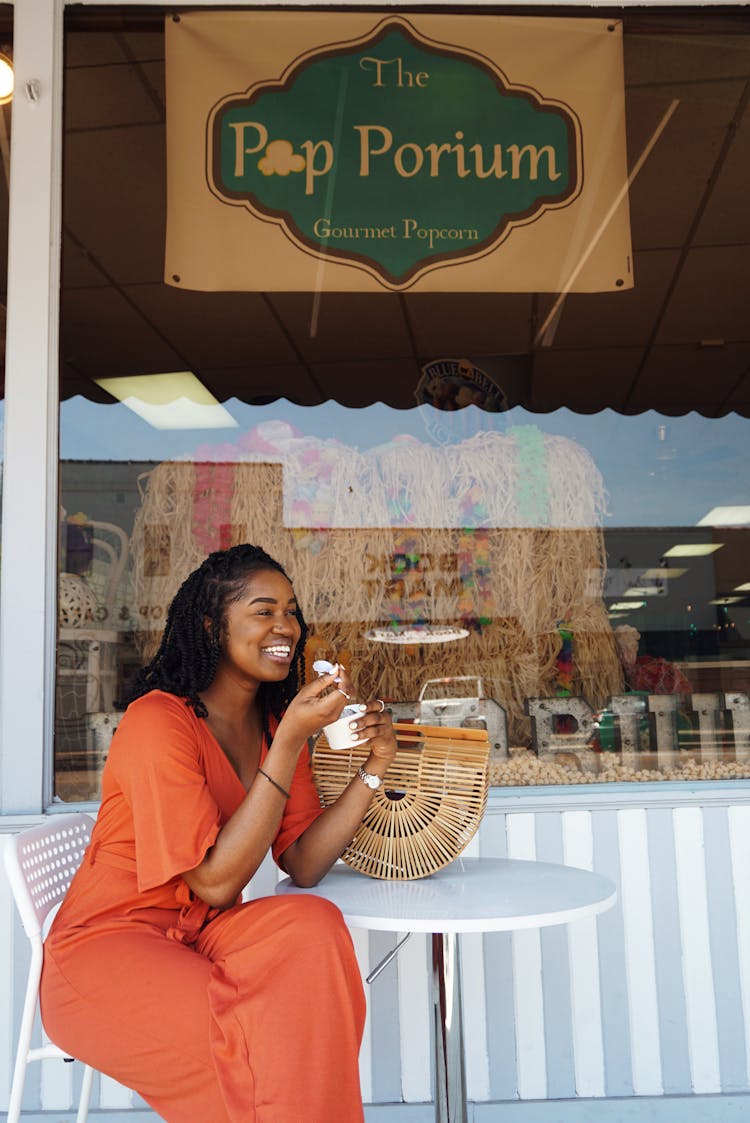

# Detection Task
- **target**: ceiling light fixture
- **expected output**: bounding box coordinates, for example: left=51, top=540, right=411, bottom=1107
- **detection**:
left=709, top=597, right=742, bottom=605
left=95, top=372, right=238, bottom=430
left=609, top=601, right=646, bottom=611
left=697, top=506, right=750, bottom=527
left=663, top=544, right=724, bottom=558
left=642, top=567, right=687, bottom=579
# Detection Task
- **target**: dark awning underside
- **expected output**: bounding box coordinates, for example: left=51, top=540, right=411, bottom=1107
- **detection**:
left=2, top=7, right=749, bottom=419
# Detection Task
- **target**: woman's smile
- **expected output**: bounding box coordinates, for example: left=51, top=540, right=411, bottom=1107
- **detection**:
left=217, top=568, right=302, bottom=684
left=261, top=642, right=294, bottom=664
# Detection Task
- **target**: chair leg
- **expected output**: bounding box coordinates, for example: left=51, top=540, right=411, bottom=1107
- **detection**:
left=5, top=1057, right=27, bottom=1123
left=76, top=1063, right=95, bottom=1123
left=6, top=946, right=44, bottom=1123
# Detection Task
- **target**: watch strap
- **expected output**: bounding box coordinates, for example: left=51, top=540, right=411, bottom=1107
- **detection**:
left=357, top=765, right=382, bottom=790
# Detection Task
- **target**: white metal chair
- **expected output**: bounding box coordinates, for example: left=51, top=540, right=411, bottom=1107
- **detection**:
left=3, top=813, right=96, bottom=1123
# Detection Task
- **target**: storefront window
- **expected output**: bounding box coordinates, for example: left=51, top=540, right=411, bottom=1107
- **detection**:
left=0, top=15, right=10, bottom=613
left=0, top=397, right=4, bottom=572
left=56, top=8, right=750, bottom=799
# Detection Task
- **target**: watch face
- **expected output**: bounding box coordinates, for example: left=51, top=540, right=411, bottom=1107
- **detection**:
left=359, top=768, right=381, bottom=789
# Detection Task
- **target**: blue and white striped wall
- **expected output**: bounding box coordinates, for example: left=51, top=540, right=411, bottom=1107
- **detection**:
left=3, top=783, right=750, bottom=1121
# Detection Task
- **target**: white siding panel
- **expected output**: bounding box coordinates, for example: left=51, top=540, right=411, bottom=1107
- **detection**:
left=512, top=929, right=547, bottom=1100
left=352, top=926, right=374, bottom=1104
left=561, top=810, right=594, bottom=873
left=617, top=808, right=663, bottom=1096
left=40, top=1048, right=73, bottom=1110
left=462, top=931, right=491, bottom=1102
left=398, top=932, right=431, bottom=1103
left=461, top=811, right=490, bottom=1100
left=7, top=791, right=750, bottom=1114
left=99, top=1075, right=134, bottom=1109
left=673, top=807, right=721, bottom=1094
left=728, top=805, right=750, bottom=1087
left=562, top=810, right=606, bottom=1098
left=506, top=814, right=536, bottom=861
left=507, top=813, right=546, bottom=1100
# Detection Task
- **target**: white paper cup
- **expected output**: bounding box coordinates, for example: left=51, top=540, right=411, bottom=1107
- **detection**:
left=323, top=704, right=367, bottom=750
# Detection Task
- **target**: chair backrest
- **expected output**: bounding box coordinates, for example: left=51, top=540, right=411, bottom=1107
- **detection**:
left=87, top=520, right=129, bottom=622
left=3, top=814, right=94, bottom=939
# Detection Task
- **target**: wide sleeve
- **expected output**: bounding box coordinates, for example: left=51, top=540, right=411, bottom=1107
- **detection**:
left=109, top=692, right=222, bottom=892
left=271, top=739, right=325, bottom=867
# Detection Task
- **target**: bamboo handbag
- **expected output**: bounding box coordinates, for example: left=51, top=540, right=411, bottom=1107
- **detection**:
left=312, top=721, right=490, bottom=880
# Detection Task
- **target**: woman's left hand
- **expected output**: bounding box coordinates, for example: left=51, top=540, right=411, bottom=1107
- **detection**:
left=281, top=697, right=398, bottom=887
left=349, top=700, right=398, bottom=770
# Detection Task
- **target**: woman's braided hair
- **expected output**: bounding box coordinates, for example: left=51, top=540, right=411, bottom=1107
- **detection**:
left=121, top=544, right=307, bottom=740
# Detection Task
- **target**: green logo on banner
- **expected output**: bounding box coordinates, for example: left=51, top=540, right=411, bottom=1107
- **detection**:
left=208, top=17, right=582, bottom=289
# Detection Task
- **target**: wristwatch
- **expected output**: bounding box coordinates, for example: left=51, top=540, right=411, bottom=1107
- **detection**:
left=357, top=766, right=383, bottom=791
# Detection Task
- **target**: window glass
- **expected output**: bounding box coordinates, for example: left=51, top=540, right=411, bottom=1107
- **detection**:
left=0, top=15, right=10, bottom=611
left=56, top=8, right=750, bottom=799
left=0, top=397, right=3, bottom=566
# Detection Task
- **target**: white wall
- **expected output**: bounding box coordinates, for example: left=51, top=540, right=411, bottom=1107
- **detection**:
left=4, top=785, right=750, bottom=1120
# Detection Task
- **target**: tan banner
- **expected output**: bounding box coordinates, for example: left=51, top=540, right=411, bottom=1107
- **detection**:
left=165, top=12, right=632, bottom=293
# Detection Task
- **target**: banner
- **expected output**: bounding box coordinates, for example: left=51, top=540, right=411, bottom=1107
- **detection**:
left=165, top=12, right=632, bottom=293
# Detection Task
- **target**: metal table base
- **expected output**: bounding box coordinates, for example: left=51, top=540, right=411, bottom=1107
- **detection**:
left=276, top=857, right=617, bottom=1123
left=432, top=931, right=467, bottom=1123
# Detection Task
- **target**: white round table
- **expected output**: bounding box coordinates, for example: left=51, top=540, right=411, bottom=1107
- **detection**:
left=277, top=856, right=616, bottom=1123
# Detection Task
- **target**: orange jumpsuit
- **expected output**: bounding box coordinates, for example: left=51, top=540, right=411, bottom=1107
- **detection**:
left=40, top=691, right=366, bottom=1123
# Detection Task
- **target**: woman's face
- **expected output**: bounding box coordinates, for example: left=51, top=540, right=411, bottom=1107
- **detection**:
left=216, top=568, right=302, bottom=686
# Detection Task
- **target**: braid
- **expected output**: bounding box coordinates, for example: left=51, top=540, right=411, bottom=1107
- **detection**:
left=120, top=544, right=308, bottom=726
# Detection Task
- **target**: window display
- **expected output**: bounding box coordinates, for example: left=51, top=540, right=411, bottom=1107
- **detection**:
left=0, top=398, right=3, bottom=577
left=0, top=18, right=9, bottom=617
left=57, top=398, right=750, bottom=798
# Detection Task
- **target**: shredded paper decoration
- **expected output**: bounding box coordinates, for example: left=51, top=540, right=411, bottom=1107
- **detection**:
left=131, top=424, right=622, bottom=745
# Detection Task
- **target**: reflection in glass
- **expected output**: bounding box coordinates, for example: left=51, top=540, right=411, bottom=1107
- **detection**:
left=0, top=399, right=3, bottom=585
left=54, top=8, right=750, bottom=796
left=57, top=398, right=750, bottom=795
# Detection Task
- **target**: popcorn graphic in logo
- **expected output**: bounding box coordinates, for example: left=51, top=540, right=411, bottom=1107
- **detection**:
left=258, top=139, right=306, bottom=178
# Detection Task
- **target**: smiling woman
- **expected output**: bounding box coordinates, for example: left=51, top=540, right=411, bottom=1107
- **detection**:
left=1, top=4, right=750, bottom=1122
left=214, top=570, right=301, bottom=682
left=40, top=542, right=398, bottom=1123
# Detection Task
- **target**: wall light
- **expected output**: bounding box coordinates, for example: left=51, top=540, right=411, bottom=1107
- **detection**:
left=0, top=50, right=13, bottom=105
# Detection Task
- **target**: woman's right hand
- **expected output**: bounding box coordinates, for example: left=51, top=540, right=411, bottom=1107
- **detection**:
left=276, top=665, right=356, bottom=746
left=182, top=666, right=357, bottom=907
